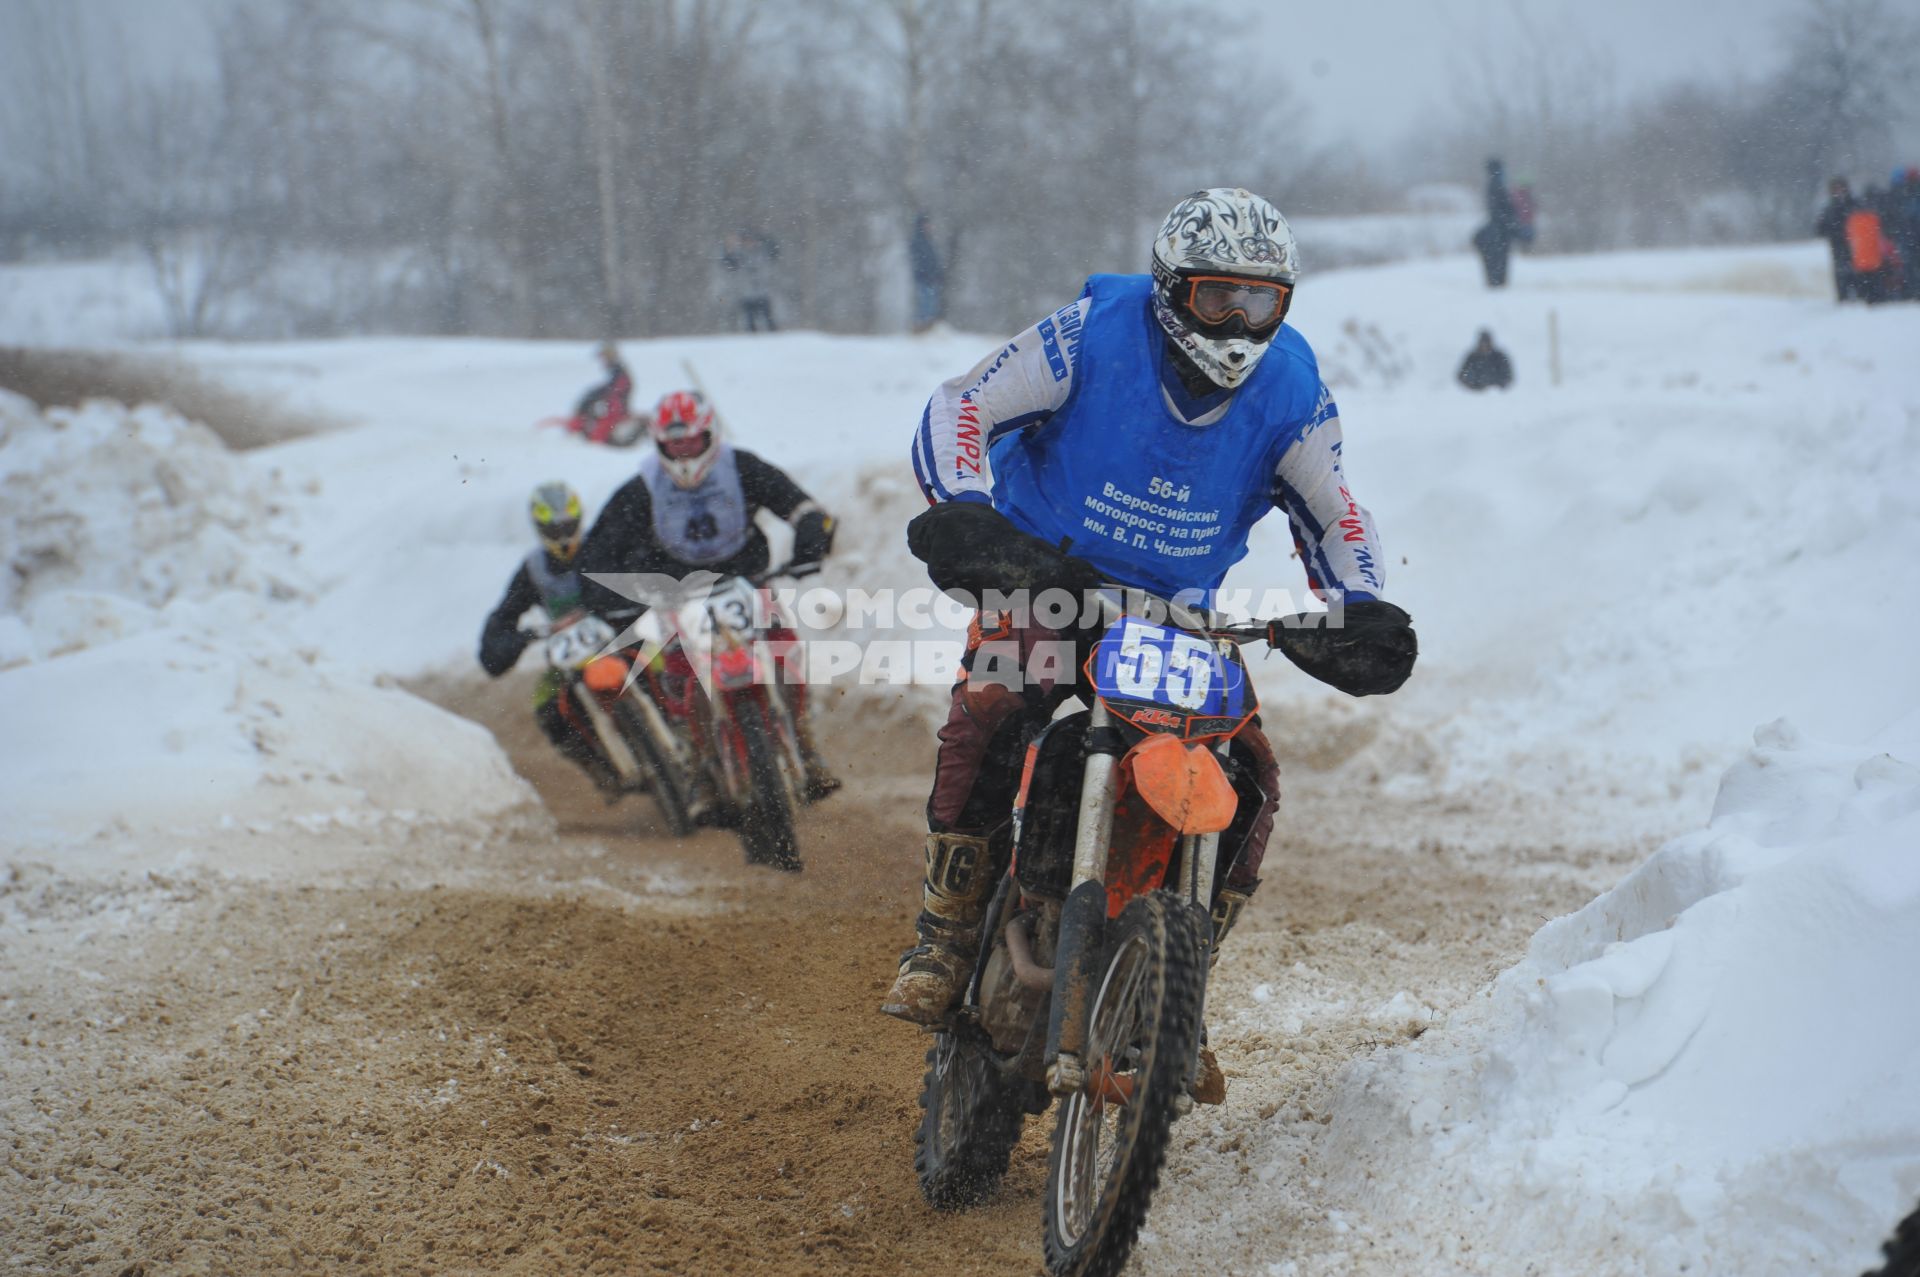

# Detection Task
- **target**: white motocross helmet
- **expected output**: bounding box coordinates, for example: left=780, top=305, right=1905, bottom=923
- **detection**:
left=1149, top=187, right=1300, bottom=390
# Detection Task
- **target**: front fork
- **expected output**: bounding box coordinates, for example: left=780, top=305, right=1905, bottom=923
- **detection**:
left=573, top=675, right=646, bottom=782
left=1043, top=700, right=1227, bottom=1101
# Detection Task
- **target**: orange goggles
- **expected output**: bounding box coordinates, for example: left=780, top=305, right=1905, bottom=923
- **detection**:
left=1182, top=274, right=1292, bottom=333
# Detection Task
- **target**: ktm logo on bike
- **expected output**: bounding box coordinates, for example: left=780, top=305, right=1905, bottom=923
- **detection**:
left=1128, top=708, right=1184, bottom=729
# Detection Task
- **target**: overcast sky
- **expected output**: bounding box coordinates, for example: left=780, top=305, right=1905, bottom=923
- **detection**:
left=1257, top=0, right=1795, bottom=153
left=13, top=0, right=1825, bottom=162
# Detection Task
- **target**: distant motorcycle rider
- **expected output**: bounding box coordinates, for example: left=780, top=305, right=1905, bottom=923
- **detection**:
left=576, top=389, right=841, bottom=797
left=479, top=481, right=629, bottom=797
left=883, top=187, right=1419, bottom=1023
left=570, top=342, right=637, bottom=444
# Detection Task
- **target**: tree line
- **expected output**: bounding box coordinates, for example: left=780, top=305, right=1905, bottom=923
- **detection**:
left=1, top=0, right=1912, bottom=339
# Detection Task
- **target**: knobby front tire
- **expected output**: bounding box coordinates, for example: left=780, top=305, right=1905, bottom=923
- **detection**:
left=615, top=695, right=696, bottom=837
left=735, top=702, right=801, bottom=870
left=915, top=1028, right=1027, bottom=1211
left=1042, top=890, right=1205, bottom=1277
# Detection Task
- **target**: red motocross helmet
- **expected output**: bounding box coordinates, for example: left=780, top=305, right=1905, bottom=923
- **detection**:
left=650, top=389, right=719, bottom=488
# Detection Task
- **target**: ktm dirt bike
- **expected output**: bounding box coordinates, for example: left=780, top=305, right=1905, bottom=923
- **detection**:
left=541, top=610, right=699, bottom=835
left=915, top=587, right=1275, bottom=1277
left=626, top=572, right=818, bottom=871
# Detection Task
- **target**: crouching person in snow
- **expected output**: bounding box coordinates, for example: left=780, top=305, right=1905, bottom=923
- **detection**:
left=573, top=389, right=841, bottom=801
left=1457, top=329, right=1514, bottom=391
left=479, top=481, right=634, bottom=799
left=883, top=187, right=1419, bottom=1033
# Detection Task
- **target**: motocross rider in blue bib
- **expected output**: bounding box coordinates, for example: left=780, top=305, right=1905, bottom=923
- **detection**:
left=882, top=188, right=1419, bottom=1023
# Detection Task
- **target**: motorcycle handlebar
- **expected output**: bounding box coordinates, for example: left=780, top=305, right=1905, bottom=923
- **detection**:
left=1090, top=583, right=1283, bottom=645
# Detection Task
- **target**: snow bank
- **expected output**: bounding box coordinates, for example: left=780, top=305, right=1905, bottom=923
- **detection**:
left=0, top=389, right=306, bottom=644
left=1315, top=719, right=1920, bottom=1275
left=1259, top=240, right=1920, bottom=818
left=0, top=391, right=536, bottom=855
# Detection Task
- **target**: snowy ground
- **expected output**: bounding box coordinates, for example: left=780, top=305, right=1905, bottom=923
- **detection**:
left=3, top=239, right=1918, bottom=1275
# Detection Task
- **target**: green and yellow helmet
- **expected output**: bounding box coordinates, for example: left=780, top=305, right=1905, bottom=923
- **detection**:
left=529, top=480, right=584, bottom=561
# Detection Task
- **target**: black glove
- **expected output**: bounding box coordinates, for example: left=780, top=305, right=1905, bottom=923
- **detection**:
left=791, top=509, right=836, bottom=566
left=907, top=501, right=1102, bottom=604
left=478, top=624, right=534, bottom=678
left=1268, top=600, right=1417, bottom=697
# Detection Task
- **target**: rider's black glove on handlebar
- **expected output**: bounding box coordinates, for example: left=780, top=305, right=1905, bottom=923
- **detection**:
left=479, top=625, right=533, bottom=678
left=907, top=502, right=1102, bottom=618
left=791, top=509, right=836, bottom=568
left=1268, top=599, right=1418, bottom=697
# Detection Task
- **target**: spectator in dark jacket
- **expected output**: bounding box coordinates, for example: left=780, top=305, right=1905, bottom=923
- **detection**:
left=1890, top=167, right=1920, bottom=301
left=909, top=213, right=947, bottom=332
left=1473, top=158, right=1522, bottom=288
left=1816, top=177, right=1857, bottom=302
left=1457, top=329, right=1514, bottom=391
left=720, top=231, right=779, bottom=332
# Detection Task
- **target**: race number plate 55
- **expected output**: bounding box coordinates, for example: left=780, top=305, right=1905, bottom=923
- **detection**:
left=1088, top=618, right=1256, bottom=736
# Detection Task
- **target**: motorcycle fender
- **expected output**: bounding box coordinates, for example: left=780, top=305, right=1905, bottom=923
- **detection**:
left=581, top=653, right=629, bottom=695
left=1127, top=733, right=1238, bottom=835
left=1044, top=880, right=1108, bottom=1074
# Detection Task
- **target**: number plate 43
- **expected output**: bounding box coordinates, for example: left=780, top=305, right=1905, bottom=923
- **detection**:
left=1087, top=618, right=1257, bottom=739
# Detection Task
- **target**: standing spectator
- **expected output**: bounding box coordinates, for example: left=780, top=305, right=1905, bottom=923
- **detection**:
left=1456, top=329, right=1514, bottom=391
left=1816, top=177, right=1857, bottom=302
left=1510, top=175, right=1538, bottom=249
left=1472, top=158, right=1522, bottom=288
left=1890, top=167, right=1920, bottom=301
left=1847, top=189, right=1896, bottom=304
left=909, top=212, right=947, bottom=333
left=720, top=230, right=779, bottom=332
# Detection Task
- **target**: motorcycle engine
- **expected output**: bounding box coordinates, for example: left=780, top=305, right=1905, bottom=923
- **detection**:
left=977, top=904, right=1056, bottom=1055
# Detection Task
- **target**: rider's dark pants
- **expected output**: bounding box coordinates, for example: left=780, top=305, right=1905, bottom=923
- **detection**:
left=925, top=614, right=1278, bottom=891
left=536, top=688, right=617, bottom=784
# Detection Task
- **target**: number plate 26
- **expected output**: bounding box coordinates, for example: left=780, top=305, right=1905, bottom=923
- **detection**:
left=1087, top=618, right=1257, bottom=739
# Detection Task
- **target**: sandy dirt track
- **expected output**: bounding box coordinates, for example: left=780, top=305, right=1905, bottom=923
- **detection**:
left=0, top=677, right=1637, bottom=1275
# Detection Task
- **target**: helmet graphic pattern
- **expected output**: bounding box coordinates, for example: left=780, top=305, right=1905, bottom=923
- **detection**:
left=1155, top=190, right=1298, bottom=278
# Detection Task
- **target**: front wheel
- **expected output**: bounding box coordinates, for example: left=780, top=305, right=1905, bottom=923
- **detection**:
left=614, top=694, right=696, bottom=837
left=1043, top=891, right=1206, bottom=1277
left=733, top=701, right=801, bottom=870
left=915, top=1028, right=1027, bottom=1210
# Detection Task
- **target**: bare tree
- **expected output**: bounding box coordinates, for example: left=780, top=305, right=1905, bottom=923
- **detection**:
left=1744, top=0, right=1920, bottom=233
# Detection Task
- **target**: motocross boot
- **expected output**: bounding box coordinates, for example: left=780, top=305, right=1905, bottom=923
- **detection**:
left=879, top=831, right=996, bottom=1024
left=1208, top=885, right=1255, bottom=967
left=1191, top=885, right=1255, bottom=1106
